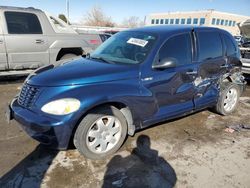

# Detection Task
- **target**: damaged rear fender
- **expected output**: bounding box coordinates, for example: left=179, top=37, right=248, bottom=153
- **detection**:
left=220, top=69, right=246, bottom=94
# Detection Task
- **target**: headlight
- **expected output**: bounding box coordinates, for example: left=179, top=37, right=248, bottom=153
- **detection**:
left=41, top=98, right=80, bottom=115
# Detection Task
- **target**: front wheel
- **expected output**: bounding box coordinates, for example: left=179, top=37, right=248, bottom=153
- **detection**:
left=74, top=106, right=127, bottom=160
left=214, top=83, right=240, bottom=115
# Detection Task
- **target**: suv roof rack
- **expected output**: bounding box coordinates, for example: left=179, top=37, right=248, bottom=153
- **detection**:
left=0, top=6, right=42, bottom=12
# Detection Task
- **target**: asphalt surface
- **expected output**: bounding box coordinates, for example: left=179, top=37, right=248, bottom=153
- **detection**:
left=0, top=77, right=250, bottom=188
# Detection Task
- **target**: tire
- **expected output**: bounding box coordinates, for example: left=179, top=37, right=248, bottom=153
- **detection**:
left=214, top=82, right=240, bottom=115
left=74, top=106, right=127, bottom=160
left=59, top=53, right=78, bottom=60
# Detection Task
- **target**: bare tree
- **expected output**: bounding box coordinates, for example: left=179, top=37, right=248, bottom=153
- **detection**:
left=82, top=6, right=115, bottom=27
left=122, top=16, right=144, bottom=28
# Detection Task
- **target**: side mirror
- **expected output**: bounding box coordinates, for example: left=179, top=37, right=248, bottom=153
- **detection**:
left=152, top=58, right=177, bottom=70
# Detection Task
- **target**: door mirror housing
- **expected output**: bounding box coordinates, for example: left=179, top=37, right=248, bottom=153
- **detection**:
left=153, top=58, right=177, bottom=70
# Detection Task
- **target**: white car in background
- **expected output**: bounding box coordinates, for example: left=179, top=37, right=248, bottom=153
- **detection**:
left=234, top=35, right=244, bottom=46
left=0, top=6, right=92, bottom=76
left=238, top=19, right=250, bottom=74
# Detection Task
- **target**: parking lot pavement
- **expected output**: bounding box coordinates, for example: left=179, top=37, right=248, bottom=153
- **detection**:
left=0, top=79, right=250, bottom=188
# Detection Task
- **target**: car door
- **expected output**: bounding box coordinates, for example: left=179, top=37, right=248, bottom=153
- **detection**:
left=0, top=18, right=7, bottom=70
left=3, top=11, right=49, bottom=70
left=193, top=29, right=226, bottom=109
left=141, top=32, right=197, bottom=126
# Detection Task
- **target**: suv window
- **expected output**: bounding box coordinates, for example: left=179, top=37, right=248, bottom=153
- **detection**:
left=223, top=34, right=236, bottom=56
left=158, top=33, right=192, bottom=66
left=197, top=31, right=222, bottom=61
left=5, top=11, right=42, bottom=34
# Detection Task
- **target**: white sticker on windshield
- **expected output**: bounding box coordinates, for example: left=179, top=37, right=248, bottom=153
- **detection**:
left=127, top=38, right=148, bottom=47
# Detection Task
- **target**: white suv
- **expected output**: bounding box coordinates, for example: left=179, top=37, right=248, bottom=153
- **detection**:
left=0, top=6, right=92, bottom=75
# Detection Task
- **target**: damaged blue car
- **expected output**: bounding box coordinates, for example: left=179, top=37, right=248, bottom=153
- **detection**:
left=8, top=26, right=246, bottom=159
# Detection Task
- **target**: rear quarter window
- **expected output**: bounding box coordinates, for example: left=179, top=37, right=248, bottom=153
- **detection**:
left=223, top=34, right=237, bottom=56
left=5, top=11, right=42, bottom=34
left=197, top=31, right=223, bottom=61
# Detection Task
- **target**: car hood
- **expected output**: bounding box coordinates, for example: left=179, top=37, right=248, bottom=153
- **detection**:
left=238, top=19, right=250, bottom=38
left=27, top=58, right=139, bottom=87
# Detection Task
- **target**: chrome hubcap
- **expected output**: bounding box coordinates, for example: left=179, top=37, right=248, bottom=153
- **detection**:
left=224, top=88, right=238, bottom=112
left=86, top=116, right=122, bottom=154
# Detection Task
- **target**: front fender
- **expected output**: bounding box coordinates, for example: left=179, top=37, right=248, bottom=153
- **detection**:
left=33, top=79, right=143, bottom=129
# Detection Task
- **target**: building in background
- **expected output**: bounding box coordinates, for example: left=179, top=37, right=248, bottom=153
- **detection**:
left=146, top=10, right=250, bottom=35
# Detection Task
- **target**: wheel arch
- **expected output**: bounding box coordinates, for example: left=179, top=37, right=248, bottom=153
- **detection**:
left=56, top=47, right=83, bottom=61
left=70, top=101, right=136, bottom=147
left=220, top=70, right=246, bottom=94
left=86, top=102, right=135, bottom=136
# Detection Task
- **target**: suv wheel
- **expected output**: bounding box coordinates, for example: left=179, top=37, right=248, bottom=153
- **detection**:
left=215, top=83, right=240, bottom=115
left=74, top=106, right=127, bottom=159
left=59, top=53, right=78, bottom=60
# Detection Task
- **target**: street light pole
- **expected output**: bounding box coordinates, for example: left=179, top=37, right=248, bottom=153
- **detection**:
left=66, top=0, right=69, bottom=24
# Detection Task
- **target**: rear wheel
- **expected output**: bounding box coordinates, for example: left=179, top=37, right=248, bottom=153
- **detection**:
left=59, top=53, right=78, bottom=60
left=214, top=83, right=240, bottom=115
left=74, top=106, right=127, bottom=160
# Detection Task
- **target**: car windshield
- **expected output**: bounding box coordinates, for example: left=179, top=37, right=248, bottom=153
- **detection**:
left=90, top=31, right=157, bottom=64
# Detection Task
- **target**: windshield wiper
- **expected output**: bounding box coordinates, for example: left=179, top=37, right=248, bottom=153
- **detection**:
left=89, top=56, right=115, bottom=64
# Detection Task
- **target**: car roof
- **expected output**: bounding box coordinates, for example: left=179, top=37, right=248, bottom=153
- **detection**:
left=128, top=25, right=223, bottom=35
left=0, top=6, right=42, bottom=12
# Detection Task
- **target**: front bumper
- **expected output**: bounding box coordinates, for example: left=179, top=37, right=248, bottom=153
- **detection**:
left=9, top=98, right=75, bottom=150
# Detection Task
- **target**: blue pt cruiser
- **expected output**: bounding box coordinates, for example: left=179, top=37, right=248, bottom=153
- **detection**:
left=8, top=26, right=246, bottom=159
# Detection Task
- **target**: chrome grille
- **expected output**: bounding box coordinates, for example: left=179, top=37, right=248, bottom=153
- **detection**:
left=18, top=83, right=40, bottom=108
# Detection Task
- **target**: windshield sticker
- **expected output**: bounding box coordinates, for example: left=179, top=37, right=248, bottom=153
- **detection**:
left=127, top=38, right=148, bottom=47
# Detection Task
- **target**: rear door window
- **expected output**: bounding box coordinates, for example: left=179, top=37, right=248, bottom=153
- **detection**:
left=197, top=31, right=223, bottom=61
left=5, top=11, right=42, bottom=34
left=223, top=34, right=237, bottom=56
left=158, top=33, right=192, bottom=66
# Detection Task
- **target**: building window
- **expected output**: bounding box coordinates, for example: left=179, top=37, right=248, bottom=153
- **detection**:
left=225, top=20, right=228, bottom=26
left=220, top=19, right=224, bottom=25
left=212, top=18, right=216, bottom=25
left=232, top=21, right=236, bottom=26
left=200, top=18, right=205, bottom=25
left=193, top=18, right=198, bottom=24
left=216, top=19, right=220, bottom=25
left=175, top=19, right=180, bottom=24
left=229, top=20, right=232, bottom=26
left=165, top=19, right=169, bottom=24
left=170, top=19, right=174, bottom=24
left=187, top=18, right=191, bottom=24
left=156, top=19, right=159, bottom=24
left=181, top=18, right=185, bottom=24
left=151, top=19, right=155, bottom=24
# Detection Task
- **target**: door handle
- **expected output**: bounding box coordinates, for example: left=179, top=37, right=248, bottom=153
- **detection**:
left=186, top=71, right=197, bottom=75
left=35, top=39, right=44, bottom=44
